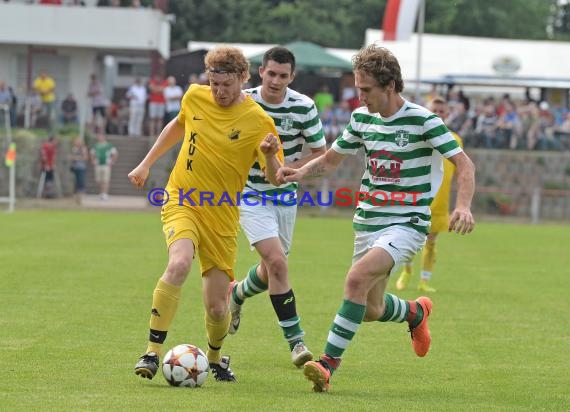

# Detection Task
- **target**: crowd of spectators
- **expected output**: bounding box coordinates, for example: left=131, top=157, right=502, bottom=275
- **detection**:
left=429, top=90, right=570, bottom=151
left=317, top=87, right=570, bottom=152
left=2, top=69, right=570, bottom=153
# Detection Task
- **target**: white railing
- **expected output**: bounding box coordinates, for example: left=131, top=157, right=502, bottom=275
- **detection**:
left=0, top=104, right=15, bottom=213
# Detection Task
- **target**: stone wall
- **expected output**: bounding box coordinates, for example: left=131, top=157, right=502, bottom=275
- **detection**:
left=300, top=148, right=570, bottom=221
left=466, top=149, right=570, bottom=220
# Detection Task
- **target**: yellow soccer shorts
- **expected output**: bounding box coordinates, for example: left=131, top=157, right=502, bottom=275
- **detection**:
left=161, top=205, right=236, bottom=280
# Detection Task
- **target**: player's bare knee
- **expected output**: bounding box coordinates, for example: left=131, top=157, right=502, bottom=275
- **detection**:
left=263, top=254, right=287, bottom=280
left=344, top=273, right=370, bottom=298
left=165, top=257, right=191, bottom=280
left=204, top=303, right=228, bottom=321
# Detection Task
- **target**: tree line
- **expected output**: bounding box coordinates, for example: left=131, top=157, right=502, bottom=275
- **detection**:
left=159, top=0, right=570, bottom=51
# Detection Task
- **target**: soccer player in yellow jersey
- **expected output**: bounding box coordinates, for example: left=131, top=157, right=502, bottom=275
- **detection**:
left=128, top=46, right=284, bottom=382
left=396, top=96, right=464, bottom=293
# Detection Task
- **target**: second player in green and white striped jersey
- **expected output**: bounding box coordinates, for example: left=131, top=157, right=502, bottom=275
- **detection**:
left=243, top=86, right=326, bottom=202
left=231, top=47, right=326, bottom=367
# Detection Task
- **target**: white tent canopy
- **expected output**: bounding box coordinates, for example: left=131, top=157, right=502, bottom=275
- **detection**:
left=363, top=29, right=570, bottom=89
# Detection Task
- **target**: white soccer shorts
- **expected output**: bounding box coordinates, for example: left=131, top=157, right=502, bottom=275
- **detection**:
left=353, top=225, right=426, bottom=275
left=239, top=201, right=297, bottom=255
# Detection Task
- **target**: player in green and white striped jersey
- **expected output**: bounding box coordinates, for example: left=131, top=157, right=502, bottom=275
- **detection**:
left=229, top=47, right=326, bottom=367
left=279, top=45, right=475, bottom=392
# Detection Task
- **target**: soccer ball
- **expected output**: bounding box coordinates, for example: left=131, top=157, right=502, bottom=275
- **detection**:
left=162, top=344, right=209, bottom=387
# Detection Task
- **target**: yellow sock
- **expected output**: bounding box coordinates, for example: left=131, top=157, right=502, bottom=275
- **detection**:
left=146, top=278, right=181, bottom=356
left=205, top=311, right=230, bottom=364
left=421, top=239, right=437, bottom=274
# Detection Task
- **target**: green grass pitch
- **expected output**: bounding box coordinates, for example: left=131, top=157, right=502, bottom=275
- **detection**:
left=0, top=210, right=568, bottom=411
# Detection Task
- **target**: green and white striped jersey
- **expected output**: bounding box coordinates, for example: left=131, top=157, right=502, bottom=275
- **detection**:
left=332, top=100, right=462, bottom=234
left=243, top=86, right=326, bottom=202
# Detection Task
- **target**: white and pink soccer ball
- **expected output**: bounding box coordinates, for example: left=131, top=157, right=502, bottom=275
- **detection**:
left=162, top=344, right=209, bottom=387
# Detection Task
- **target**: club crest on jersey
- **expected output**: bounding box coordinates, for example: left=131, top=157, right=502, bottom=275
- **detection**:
left=394, top=130, right=409, bottom=147
left=280, top=116, right=294, bottom=131
left=228, top=129, right=241, bottom=140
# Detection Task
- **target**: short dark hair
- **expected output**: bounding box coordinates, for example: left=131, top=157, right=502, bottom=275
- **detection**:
left=262, top=47, right=296, bottom=73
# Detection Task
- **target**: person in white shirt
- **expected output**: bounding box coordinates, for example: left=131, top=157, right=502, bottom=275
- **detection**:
left=163, top=76, right=184, bottom=124
left=126, top=77, right=147, bottom=137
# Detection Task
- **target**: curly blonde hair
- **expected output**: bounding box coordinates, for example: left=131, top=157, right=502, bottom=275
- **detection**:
left=352, top=44, right=404, bottom=92
left=204, top=46, right=250, bottom=83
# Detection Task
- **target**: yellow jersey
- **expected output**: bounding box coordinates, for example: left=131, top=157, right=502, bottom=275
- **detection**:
left=167, top=84, right=282, bottom=236
left=33, top=76, right=56, bottom=103
left=430, top=131, right=463, bottom=216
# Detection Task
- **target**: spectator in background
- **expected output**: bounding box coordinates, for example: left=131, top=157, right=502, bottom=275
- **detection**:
left=518, top=101, right=540, bottom=150
left=126, top=77, right=147, bottom=137
left=29, top=91, right=43, bottom=129
left=448, top=101, right=473, bottom=138
left=69, top=137, right=88, bottom=205
left=197, top=72, right=208, bottom=85
left=40, top=135, right=58, bottom=198
left=332, top=100, right=351, bottom=137
left=88, top=74, right=108, bottom=133
left=60, top=93, right=78, bottom=125
left=554, top=111, right=570, bottom=150
left=8, top=85, right=17, bottom=127
left=320, top=104, right=336, bottom=143
left=497, top=100, right=522, bottom=149
left=163, top=75, right=183, bottom=123
left=557, top=111, right=570, bottom=134
left=457, top=89, right=470, bottom=111
left=0, top=80, right=12, bottom=125
left=342, top=87, right=361, bottom=111
left=117, top=99, right=130, bottom=135
left=496, top=93, right=513, bottom=117
left=536, top=101, right=557, bottom=150
left=185, top=73, right=199, bottom=92
left=475, top=101, right=498, bottom=148
left=148, top=73, right=168, bottom=137
left=0, top=80, right=18, bottom=127
left=105, top=100, right=119, bottom=134
left=313, top=84, right=334, bottom=114
left=90, top=132, right=118, bottom=200
left=106, top=99, right=130, bottom=135
left=33, top=69, right=56, bottom=133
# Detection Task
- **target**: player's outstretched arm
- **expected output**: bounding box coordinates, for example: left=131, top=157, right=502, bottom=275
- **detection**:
left=128, top=118, right=185, bottom=188
left=285, top=145, right=327, bottom=169
left=278, top=148, right=345, bottom=183
left=448, top=151, right=476, bottom=234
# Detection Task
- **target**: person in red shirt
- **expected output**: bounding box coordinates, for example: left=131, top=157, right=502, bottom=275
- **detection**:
left=148, top=74, right=168, bottom=137
left=40, top=136, right=57, bottom=198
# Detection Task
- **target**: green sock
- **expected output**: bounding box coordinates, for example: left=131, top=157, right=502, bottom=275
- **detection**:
left=379, top=293, right=423, bottom=327
left=323, top=299, right=366, bottom=359
left=232, top=264, right=267, bottom=305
